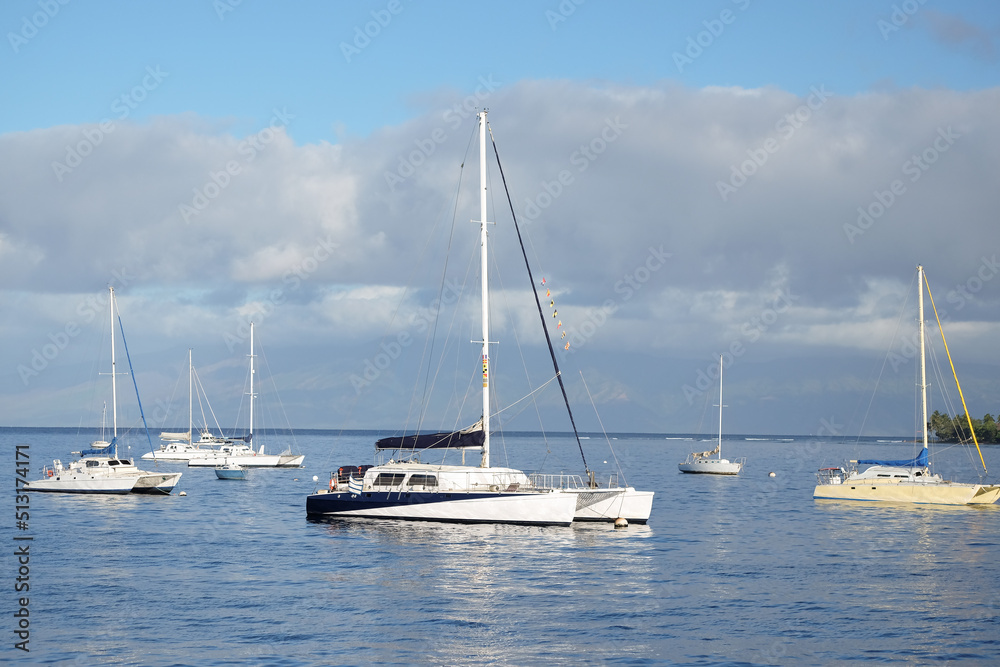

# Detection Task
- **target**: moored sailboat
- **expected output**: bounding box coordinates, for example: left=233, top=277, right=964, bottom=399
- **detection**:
left=813, top=265, right=1000, bottom=505
left=143, top=349, right=255, bottom=462
left=25, top=287, right=182, bottom=495
left=679, top=355, right=744, bottom=475
left=186, top=323, right=305, bottom=468
left=306, top=111, right=575, bottom=526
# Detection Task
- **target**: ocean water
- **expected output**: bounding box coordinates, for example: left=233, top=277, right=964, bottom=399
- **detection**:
left=6, top=427, right=1000, bottom=665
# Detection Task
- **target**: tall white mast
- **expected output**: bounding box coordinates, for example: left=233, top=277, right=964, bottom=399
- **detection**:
left=479, top=110, right=490, bottom=468
left=109, top=286, right=118, bottom=446
left=249, top=322, right=256, bottom=444
left=918, top=265, right=928, bottom=452
left=717, top=354, right=724, bottom=459
left=188, top=348, right=193, bottom=440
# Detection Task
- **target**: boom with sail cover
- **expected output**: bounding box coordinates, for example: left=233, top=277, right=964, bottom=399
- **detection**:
left=375, top=420, right=485, bottom=451
left=856, top=449, right=928, bottom=468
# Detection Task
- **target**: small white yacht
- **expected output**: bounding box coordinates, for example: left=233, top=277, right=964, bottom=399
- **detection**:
left=679, top=355, right=744, bottom=475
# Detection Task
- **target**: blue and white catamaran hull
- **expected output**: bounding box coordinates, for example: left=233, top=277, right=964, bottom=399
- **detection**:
left=307, top=462, right=576, bottom=526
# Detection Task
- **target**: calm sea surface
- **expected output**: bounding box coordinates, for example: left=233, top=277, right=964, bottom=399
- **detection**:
left=5, top=427, right=1000, bottom=665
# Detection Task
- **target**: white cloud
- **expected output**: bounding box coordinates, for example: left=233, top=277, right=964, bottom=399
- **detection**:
left=3, top=80, right=999, bottom=431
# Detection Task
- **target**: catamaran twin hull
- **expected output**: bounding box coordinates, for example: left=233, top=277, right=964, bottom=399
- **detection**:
left=306, top=490, right=577, bottom=526
left=187, top=454, right=304, bottom=468
left=24, top=476, right=135, bottom=494
left=132, top=473, right=184, bottom=494
left=24, top=471, right=182, bottom=494
left=564, top=488, right=654, bottom=523
left=814, top=481, right=1000, bottom=505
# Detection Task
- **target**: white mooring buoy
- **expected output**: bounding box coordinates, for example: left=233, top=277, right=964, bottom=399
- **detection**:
left=179, top=491, right=187, bottom=496
left=768, top=471, right=776, bottom=477
left=614, top=517, right=628, bottom=528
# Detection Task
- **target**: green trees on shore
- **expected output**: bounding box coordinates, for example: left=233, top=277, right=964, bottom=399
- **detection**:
left=929, top=410, right=999, bottom=444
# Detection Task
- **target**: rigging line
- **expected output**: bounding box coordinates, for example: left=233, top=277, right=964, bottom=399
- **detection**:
left=922, top=270, right=988, bottom=474
left=321, top=133, right=479, bottom=474
left=192, top=366, right=224, bottom=435
left=579, top=371, right=626, bottom=486
left=492, top=374, right=561, bottom=418
left=255, top=341, right=298, bottom=449
left=115, top=313, right=157, bottom=459
left=412, top=127, right=479, bottom=435
left=161, top=354, right=185, bottom=429
left=855, top=271, right=916, bottom=448
left=489, top=243, right=555, bottom=468
left=487, top=120, right=591, bottom=477
left=491, top=237, right=555, bottom=450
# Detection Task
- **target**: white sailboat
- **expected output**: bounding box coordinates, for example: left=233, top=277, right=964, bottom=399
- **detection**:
left=186, top=323, right=305, bottom=468
left=813, top=265, right=1000, bottom=505
left=306, top=111, right=576, bottom=525
left=26, top=287, right=182, bottom=495
left=679, top=355, right=744, bottom=475
left=142, top=349, right=255, bottom=462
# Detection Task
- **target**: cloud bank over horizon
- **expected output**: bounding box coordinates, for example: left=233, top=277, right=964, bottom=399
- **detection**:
left=3, top=79, right=999, bottom=435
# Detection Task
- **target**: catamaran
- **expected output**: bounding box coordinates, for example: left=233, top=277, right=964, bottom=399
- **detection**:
left=25, top=287, right=182, bottom=495
left=813, top=265, right=1000, bottom=505
left=306, top=111, right=576, bottom=525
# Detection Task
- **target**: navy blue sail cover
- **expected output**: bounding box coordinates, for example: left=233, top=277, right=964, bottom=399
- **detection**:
left=858, top=447, right=929, bottom=467
left=375, top=427, right=485, bottom=451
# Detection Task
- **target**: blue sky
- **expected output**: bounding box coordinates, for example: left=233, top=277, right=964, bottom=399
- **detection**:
left=1, top=1, right=999, bottom=438
left=4, top=1, right=997, bottom=142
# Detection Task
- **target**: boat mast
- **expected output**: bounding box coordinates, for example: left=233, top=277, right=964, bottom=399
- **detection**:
left=917, top=265, right=928, bottom=454
left=109, top=286, right=118, bottom=454
left=249, top=322, right=256, bottom=445
left=717, top=354, right=724, bottom=460
left=479, top=110, right=491, bottom=468
left=188, top=348, right=193, bottom=440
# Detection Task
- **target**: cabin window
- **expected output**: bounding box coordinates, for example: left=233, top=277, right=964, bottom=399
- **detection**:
left=876, top=474, right=890, bottom=477
left=374, top=473, right=405, bottom=486
left=407, top=474, right=438, bottom=487
left=86, top=461, right=99, bottom=467
left=894, top=475, right=908, bottom=478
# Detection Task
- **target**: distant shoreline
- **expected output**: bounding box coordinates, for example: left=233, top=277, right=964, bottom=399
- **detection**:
left=0, top=425, right=946, bottom=442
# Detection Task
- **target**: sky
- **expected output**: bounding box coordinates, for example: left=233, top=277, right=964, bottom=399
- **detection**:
left=2, top=0, right=999, bottom=438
